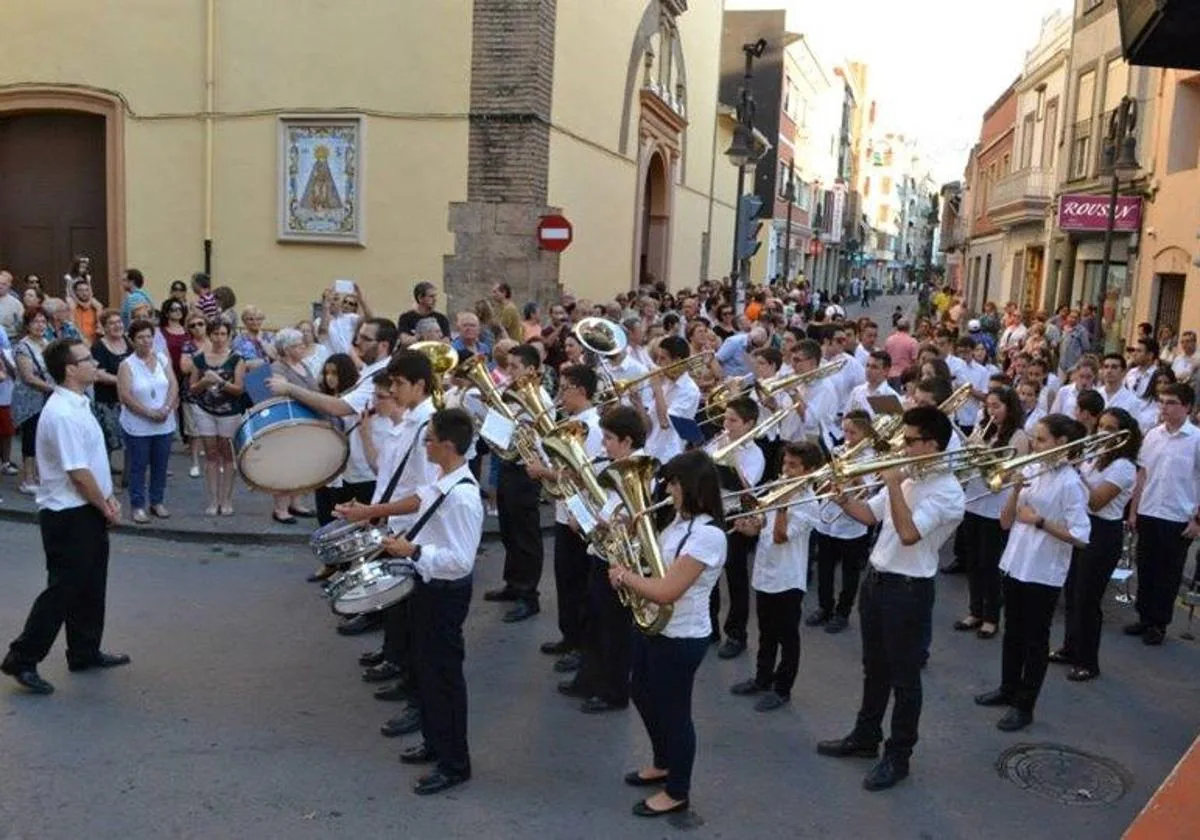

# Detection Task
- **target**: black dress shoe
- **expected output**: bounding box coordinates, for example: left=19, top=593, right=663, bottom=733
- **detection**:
left=336, top=613, right=382, bottom=636
left=374, top=682, right=414, bottom=702
left=557, top=679, right=589, bottom=699
left=754, top=691, right=788, bottom=712
left=483, top=586, right=520, bottom=602
left=1, top=660, right=54, bottom=695
left=540, top=639, right=573, bottom=655
left=804, top=608, right=830, bottom=627
left=624, top=770, right=668, bottom=787
left=863, top=755, right=909, bottom=791
left=716, top=637, right=746, bottom=659
left=1066, top=666, right=1099, bottom=682
left=996, top=708, right=1033, bottom=732
left=580, top=696, right=627, bottom=714
left=553, top=651, right=582, bottom=673
left=1143, top=627, right=1166, bottom=646
left=67, top=652, right=131, bottom=672
left=362, top=662, right=405, bottom=683
left=816, top=735, right=879, bottom=758
left=414, top=770, right=469, bottom=795
left=502, top=600, right=540, bottom=623
left=381, top=706, right=422, bottom=737
left=974, top=688, right=1016, bottom=707
left=730, top=679, right=767, bottom=696
left=825, top=614, right=849, bottom=634
left=288, top=506, right=317, bottom=518
left=399, top=743, right=437, bottom=765
left=359, top=649, right=385, bottom=667
left=1123, top=620, right=1148, bottom=636
left=1047, top=648, right=1074, bottom=664
left=632, top=797, right=688, bottom=817
left=307, top=566, right=337, bottom=583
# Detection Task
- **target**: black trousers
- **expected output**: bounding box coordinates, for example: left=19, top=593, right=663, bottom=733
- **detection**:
left=852, top=570, right=934, bottom=762
left=951, top=519, right=967, bottom=566
left=411, top=577, right=473, bottom=777
left=7, top=505, right=110, bottom=668
left=315, top=480, right=376, bottom=528
left=630, top=633, right=709, bottom=802
left=382, top=598, right=412, bottom=672
left=552, top=524, right=590, bottom=649
left=1000, top=576, right=1060, bottom=713
left=754, top=588, right=803, bottom=697
left=963, top=512, right=1007, bottom=624
left=814, top=531, right=869, bottom=617
left=709, top=531, right=756, bottom=642
left=1135, top=515, right=1190, bottom=630
left=1061, top=516, right=1123, bottom=672
left=497, top=462, right=543, bottom=601
left=575, top=557, right=632, bottom=705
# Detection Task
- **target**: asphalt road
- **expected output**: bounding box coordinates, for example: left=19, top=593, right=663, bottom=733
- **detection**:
left=0, top=521, right=1196, bottom=840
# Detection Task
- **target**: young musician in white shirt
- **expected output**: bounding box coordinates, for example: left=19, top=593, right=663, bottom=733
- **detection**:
left=380, top=408, right=484, bottom=796
left=730, top=441, right=824, bottom=711
left=609, top=450, right=727, bottom=818
left=809, top=411, right=874, bottom=634
left=791, top=339, right=840, bottom=451
left=645, top=335, right=700, bottom=463
left=1051, top=408, right=1141, bottom=680
left=955, top=387, right=1029, bottom=639
left=975, top=414, right=1090, bottom=732
left=846, top=350, right=900, bottom=418
left=530, top=364, right=604, bottom=672
left=1017, top=380, right=1045, bottom=436
left=750, top=347, right=787, bottom=481
left=3, top=339, right=127, bottom=695
left=1126, top=381, right=1200, bottom=646
left=563, top=405, right=645, bottom=713
left=818, top=406, right=965, bottom=791
left=707, top=397, right=765, bottom=659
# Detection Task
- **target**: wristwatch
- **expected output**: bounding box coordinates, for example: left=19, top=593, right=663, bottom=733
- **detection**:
left=411, top=545, right=423, bottom=563
left=1034, top=517, right=1046, bottom=531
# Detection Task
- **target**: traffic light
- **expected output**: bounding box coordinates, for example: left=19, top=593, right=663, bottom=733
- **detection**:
left=737, top=194, right=764, bottom=261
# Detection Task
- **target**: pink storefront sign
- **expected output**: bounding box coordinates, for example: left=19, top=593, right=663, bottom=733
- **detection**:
left=1057, top=193, right=1143, bottom=232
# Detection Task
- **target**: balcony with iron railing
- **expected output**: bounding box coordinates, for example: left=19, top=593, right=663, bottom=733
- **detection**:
left=987, top=167, right=1054, bottom=227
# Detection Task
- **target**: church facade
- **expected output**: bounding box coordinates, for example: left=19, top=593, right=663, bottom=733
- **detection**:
left=0, top=0, right=737, bottom=322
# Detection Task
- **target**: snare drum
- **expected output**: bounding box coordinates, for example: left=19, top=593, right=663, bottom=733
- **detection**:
left=234, top=398, right=349, bottom=493
left=311, top=521, right=387, bottom=567
left=330, top=560, right=416, bottom=616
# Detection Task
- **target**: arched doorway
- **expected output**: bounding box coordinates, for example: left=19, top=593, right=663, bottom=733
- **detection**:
left=640, top=152, right=670, bottom=286
left=0, top=88, right=124, bottom=303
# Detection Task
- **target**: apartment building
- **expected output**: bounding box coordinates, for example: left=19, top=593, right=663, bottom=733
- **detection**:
left=963, top=83, right=1019, bottom=311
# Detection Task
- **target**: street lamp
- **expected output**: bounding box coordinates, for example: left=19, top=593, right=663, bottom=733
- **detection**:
left=725, top=37, right=768, bottom=311
left=781, top=167, right=795, bottom=286
left=1095, top=95, right=1140, bottom=349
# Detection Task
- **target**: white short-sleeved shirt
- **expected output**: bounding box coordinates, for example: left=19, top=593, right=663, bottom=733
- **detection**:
left=659, top=513, right=727, bottom=639
left=1080, top=457, right=1137, bottom=521
left=1022, top=405, right=1046, bottom=436
left=964, top=431, right=1028, bottom=519
left=955, top=359, right=990, bottom=427
left=835, top=353, right=866, bottom=407
left=847, top=380, right=899, bottom=418
left=320, top=312, right=361, bottom=356
left=999, top=465, right=1091, bottom=587
left=373, top=397, right=439, bottom=533
left=1099, top=385, right=1143, bottom=415
left=410, top=463, right=483, bottom=582
left=1136, top=421, right=1200, bottom=523
left=36, top=387, right=114, bottom=511
left=752, top=489, right=820, bottom=593
left=118, top=352, right=178, bottom=437
left=708, top=439, right=764, bottom=513
left=1050, top=382, right=1082, bottom=418
left=340, top=358, right=390, bottom=484
left=645, top=372, right=700, bottom=464
left=799, top=376, right=840, bottom=450
left=865, top=471, right=964, bottom=577
left=605, top=354, right=650, bottom=409
left=1124, top=364, right=1155, bottom=397
left=816, top=442, right=870, bottom=539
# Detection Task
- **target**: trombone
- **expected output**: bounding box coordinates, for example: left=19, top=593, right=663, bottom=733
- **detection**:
left=701, top=356, right=847, bottom=423
left=596, top=351, right=713, bottom=409
left=965, top=430, right=1130, bottom=503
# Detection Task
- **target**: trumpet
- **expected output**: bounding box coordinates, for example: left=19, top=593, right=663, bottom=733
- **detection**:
left=969, top=430, right=1130, bottom=501
left=598, top=455, right=673, bottom=635
left=597, top=351, right=713, bottom=408
left=409, top=341, right=459, bottom=410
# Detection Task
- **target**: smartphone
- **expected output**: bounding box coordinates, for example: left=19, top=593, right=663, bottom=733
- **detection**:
left=334, top=278, right=355, bottom=295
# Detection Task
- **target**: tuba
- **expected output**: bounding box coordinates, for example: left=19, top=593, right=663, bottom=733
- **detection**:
left=538, top=419, right=596, bottom=501
left=503, top=371, right=558, bottom=435
left=599, top=455, right=673, bottom=635
left=409, top=341, right=459, bottom=410
left=450, top=353, right=518, bottom=462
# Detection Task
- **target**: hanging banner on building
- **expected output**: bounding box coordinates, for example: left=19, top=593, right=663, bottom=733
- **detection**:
left=1057, top=194, right=1143, bottom=232
left=827, top=182, right=846, bottom=244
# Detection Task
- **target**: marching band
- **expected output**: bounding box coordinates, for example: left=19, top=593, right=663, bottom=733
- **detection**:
left=197, top=312, right=1196, bottom=808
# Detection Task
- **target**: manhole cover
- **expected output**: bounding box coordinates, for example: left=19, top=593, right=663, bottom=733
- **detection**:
left=997, top=743, right=1132, bottom=806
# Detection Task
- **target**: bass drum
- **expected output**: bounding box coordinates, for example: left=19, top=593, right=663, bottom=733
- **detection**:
left=234, top=398, right=349, bottom=493
left=330, top=560, right=416, bottom=616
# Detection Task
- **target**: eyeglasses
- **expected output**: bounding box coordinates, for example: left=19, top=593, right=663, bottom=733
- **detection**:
left=902, top=435, right=931, bottom=445
left=68, top=355, right=97, bottom=366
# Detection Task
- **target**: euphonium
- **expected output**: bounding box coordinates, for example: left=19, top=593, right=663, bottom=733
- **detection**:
left=539, top=419, right=600, bottom=501
left=599, top=455, right=672, bottom=635
left=409, top=341, right=459, bottom=410
left=450, top=353, right=519, bottom=462
left=503, top=371, right=557, bottom=435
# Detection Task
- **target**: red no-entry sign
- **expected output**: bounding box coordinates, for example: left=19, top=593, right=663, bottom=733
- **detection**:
left=537, top=214, right=574, bottom=252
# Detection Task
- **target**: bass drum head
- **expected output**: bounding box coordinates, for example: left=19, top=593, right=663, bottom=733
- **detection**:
left=238, top=422, right=348, bottom=493
left=331, top=563, right=415, bottom=616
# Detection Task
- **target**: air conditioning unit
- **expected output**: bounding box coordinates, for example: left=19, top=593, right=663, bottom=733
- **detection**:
left=1119, top=0, right=1200, bottom=70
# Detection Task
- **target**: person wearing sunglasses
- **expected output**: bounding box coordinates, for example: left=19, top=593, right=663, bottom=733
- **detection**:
left=2, top=338, right=129, bottom=696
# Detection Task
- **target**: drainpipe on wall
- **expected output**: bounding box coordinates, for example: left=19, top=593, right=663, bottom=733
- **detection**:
left=203, top=0, right=216, bottom=277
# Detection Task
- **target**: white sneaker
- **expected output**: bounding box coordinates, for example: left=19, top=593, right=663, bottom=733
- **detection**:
left=18, top=481, right=38, bottom=495
left=189, top=465, right=201, bottom=478
left=1, top=462, right=18, bottom=476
